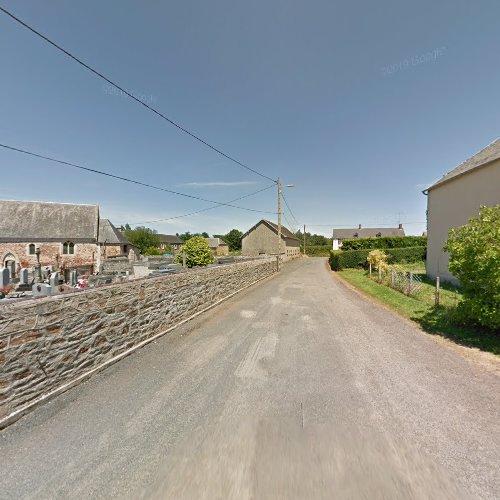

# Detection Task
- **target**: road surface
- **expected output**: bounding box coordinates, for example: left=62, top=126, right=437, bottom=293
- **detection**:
left=1, top=258, right=499, bottom=499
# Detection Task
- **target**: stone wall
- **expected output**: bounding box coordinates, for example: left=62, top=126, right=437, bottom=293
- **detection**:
left=0, top=258, right=276, bottom=426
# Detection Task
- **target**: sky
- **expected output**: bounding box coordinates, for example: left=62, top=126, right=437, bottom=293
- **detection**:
left=1, top=0, right=499, bottom=237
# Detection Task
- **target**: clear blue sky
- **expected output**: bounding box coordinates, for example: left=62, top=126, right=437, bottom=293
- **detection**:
left=1, top=0, right=499, bottom=236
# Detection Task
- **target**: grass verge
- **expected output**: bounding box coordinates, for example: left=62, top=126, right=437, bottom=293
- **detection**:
left=336, top=268, right=500, bottom=356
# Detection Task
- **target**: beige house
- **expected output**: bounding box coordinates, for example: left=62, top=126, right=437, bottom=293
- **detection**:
left=157, top=234, right=184, bottom=252
left=241, top=219, right=301, bottom=257
left=424, top=138, right=500, bottom=283
left=205, top=238, right=230, bottom=256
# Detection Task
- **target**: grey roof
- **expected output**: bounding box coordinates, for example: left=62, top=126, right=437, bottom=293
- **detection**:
left=98, top=219, right=129, bottom=245
left=157, top=234, right=183, bottom=244
left=0, top=200, right=99, bottom=242
left=332, top=227, right=405, bottom=239
left=205, top=237, right=229, bottom=248
left=427, top=138, right=500, bottom=191
left=242, top=220, right=299, bottom=241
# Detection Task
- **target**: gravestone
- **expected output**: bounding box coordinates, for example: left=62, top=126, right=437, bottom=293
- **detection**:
left=0, top=267, right=10, bottom=288
left=70, top=270, right=78, bottom=286
left=32, top=283, right=52, bottom=296
left=19, top=268, right=29, bottom=285
left=49, top=272, right=59, bottom=287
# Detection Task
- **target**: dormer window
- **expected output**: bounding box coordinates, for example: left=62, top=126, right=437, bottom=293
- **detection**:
left=376, top=232, right=382, bottom=237
left=28, top=243, right=36, bottom=255
left=63, top=241, right=75, bottom=255
left=353, top=233, right=358, bottom=238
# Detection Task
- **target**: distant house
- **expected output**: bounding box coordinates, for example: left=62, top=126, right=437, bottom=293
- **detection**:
left=98, top=219, right=139, bottom=262
left=157, top=234, right=184, bottom=252
left=205, top=237, right=229, bottom=256
left=332, top=224, right=405, bottom=250
left=0, top=199, right=135, bottom=277
left=423, top=138, right=500, bottom=283
left=241, top=219, right=301, bottom=257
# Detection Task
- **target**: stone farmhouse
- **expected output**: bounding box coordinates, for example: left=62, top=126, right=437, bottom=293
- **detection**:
left=242, top=219, right=301, bottom=257
left=157, top=234, right=184, bottom=252
left=205, top=237, right=230, bottom=256
left=423, top=138, right=500, bottom=283
left=98, top=218, right=139, bottom=262
left=332, top=224, right=405, bottom=250
left=0, top=200, right=136, bottom=277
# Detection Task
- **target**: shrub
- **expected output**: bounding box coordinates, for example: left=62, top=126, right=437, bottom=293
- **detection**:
left=367, top=250, right=389, bottom=271
left=304, top=245, right=331, bottom=257
left=385, top=246, right=427, bottom=264
left=175, top=236, right=214, bottom=268
left=446, top=205, right=500, bottom=330
left=143, top=247, right=163, bottom=256
left=341, top=235, right=427, bottom=251
left=330, top=247, right=426, bottom=271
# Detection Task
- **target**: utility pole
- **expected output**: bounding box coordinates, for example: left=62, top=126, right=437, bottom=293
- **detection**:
left=303, top=224, right=306, bottom=256
left=277, top=177, right=282, bottom=271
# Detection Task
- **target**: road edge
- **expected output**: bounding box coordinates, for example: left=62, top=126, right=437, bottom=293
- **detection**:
left=326, top=261, right=499, bottom=375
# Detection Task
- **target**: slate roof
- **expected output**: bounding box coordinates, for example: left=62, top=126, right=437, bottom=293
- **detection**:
left=332, top=227, right=405, bottom=239
left=98, top=219, right=129, bottom=245
left=241, top=220, right=299, bottom=242
left=0, top=200, right=99, bottom=242
left=427, top=138, right=500, bottom=191
left=157, top=234, right=184, bottom=245
left=205, top=237, right=229, bottom=248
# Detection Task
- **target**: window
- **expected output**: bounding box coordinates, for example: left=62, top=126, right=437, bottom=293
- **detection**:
left=63, top=241, right=75, bottom=255
left=376, top=232, right=382, bottom=237
left=123, top=245, right=128, bottom=254
left=353, top=233, right=358, bottom=238
left=28, top=243, right=36, bottom=255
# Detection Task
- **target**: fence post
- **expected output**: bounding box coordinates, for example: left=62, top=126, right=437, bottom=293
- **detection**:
left=435, top=276, right=440, bottom=306
left=182, top=252, right=187, bottom=268
left=378, top=266, right=382, bottom=283
left=369, top=263, right=372, bottom=279
left=391, top=268, right=395, bottom=288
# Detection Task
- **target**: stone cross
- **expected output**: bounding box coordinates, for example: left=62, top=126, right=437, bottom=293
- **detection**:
left=0, top=267, right=10, bottom=288
left=49, top=272, right=60, bottom=287
left=19, top=268, right=29, bottom=285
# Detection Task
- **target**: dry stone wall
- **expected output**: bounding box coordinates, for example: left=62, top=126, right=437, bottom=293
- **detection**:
left=0, top=258, right=276, bottom=426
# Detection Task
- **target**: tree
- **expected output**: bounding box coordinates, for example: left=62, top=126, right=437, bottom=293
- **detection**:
left=176, top=231, right=209, bottom=241
left=175, top=236, right=214, bottom=268
left=223, top=229, right=243, bottom=251
left=446, top=205, right=500, bottom=330
left=123, top=226, right=160, bottom=254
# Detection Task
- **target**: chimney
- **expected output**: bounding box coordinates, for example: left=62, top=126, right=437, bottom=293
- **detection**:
left=358, top=224, right=362, bottom=229
left=398, top=223, right=403, bottom=229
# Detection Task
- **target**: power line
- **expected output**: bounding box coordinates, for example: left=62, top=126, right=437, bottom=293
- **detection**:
left=0, top=6, right=276, bottom=183
left=0, top=143, right=276, bottom=214
left=130, top=184, right=276, bottom=225
left=305, top=222, right=426, bottom=227
left=281, top=191, right=299, bottom=226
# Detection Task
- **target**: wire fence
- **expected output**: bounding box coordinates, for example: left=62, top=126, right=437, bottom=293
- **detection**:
left=370, top=266, right=423, bottom=297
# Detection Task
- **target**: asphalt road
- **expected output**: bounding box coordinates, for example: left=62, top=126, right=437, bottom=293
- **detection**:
left=1, top=258, right=499, bottom=499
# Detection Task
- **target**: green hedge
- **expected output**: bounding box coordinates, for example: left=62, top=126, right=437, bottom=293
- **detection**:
left=340, top=236, right=427, bottom=251
left=304, top=245, right=331, bottom=257
left=330, top=246, right=426, bottom=271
